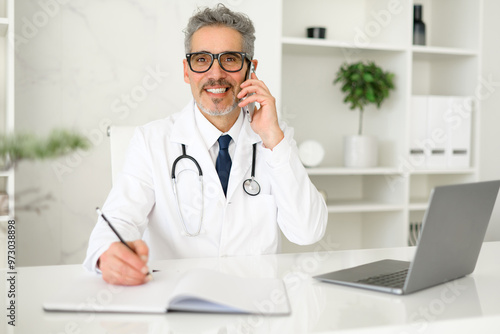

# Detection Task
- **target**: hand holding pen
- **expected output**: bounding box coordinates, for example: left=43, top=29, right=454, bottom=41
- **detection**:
left=96, top=208, right=153, bottom=285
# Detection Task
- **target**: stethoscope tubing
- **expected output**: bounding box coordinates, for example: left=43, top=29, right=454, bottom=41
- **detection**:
left=171, top=144, right=203, bottom=179
left=243, top=143, right=260, bottom=196
left=171, top=142, right=261, bottom=236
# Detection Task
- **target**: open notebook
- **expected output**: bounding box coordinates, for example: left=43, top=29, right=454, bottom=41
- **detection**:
left=43, top=268, right=290, bottom=315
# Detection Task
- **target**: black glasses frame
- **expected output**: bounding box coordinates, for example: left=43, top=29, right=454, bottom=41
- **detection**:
left=186, top=51, right=251, bottom=73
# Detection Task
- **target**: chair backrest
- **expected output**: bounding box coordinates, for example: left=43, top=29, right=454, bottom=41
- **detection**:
left=108, top=126, right=136, bottom=185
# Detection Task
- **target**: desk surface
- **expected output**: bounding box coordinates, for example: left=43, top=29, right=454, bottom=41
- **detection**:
left=2, top=242, right=500, bottom=334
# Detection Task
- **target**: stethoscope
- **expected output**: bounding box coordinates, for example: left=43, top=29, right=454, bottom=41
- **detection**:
left=171, top=142, right=260, bottom=236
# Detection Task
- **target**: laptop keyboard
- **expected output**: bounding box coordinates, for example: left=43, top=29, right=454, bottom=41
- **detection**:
left=356, top=269, right=409, bottom=288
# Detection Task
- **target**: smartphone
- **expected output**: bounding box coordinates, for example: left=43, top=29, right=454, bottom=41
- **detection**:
left=242, top=62, right=256, bottom=122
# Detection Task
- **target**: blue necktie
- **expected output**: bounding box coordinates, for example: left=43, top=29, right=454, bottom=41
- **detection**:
left=216, top=134, right=232, bottom=196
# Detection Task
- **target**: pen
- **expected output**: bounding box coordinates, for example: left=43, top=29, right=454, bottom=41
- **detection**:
left=96, top=207, right=152, bottom=277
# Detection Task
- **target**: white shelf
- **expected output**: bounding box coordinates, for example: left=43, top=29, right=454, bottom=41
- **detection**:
left=0, top=169, right=13, bottom=177
left=409, top=168, right=477, bottom=175
left=282, top=36, right=406, bottom=52
left=408, top=199, right=429, bottom=211
left=306, top=167, right=402, bottom=176
left=0, top=17, right=8, bottom=37
left=327, top=200, right=404, bottom=213
left=412, top=45, right=478, bottom=57
left=305, top=167, right=476, bottom=177
left=281, top=0, right=482, bottom=251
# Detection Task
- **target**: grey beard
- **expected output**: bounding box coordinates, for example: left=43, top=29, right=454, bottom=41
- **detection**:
left=198, top=96, right=239, bottom=117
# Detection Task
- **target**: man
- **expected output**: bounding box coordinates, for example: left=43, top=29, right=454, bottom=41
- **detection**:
left=84, top=4, right=327, bottom=285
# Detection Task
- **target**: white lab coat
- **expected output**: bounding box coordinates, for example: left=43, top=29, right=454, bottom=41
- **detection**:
left=83, top=101, right=328, bottom=272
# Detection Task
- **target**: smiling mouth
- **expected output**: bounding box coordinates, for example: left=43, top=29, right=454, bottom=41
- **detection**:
left=202, top=78, right=233, bottom=96
left=206, top=87, right=228, bottom=94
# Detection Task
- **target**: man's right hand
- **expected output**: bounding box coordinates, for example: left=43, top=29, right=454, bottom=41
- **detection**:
left=98, top=240, right=152, bottom=285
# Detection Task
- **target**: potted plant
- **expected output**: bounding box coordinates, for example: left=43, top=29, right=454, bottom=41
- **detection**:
left=334, top=61, right=395, bottom=167
left=0, top=129, right=90, bottom=215
left=0, top=129, right=90, bottom=169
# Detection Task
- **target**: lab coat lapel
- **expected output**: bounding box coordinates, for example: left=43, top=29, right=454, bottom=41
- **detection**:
left=226, top=120, right=261, bottom=200
left=170, top=101, right=220, bottom=194
left=170, top=101, right=197, bottom=146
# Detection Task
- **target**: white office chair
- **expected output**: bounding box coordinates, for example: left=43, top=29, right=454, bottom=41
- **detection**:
left=108, top=126, right=137, bottom=185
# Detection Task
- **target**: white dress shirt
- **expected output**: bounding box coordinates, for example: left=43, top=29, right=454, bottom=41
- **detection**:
left=194, top=102, right=244, bottom=165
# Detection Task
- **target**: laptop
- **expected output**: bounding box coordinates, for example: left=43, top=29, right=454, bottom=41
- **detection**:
left=314, top=180, right=500, bottom=295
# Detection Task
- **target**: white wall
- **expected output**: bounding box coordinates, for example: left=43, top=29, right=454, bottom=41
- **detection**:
left=14, top=0, right=281, bottom=266
left=480, top=0, right=500, bottom=241
left=14, top=0, right=500, bottom=266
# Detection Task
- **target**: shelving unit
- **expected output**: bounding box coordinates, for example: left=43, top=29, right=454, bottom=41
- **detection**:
left=0, top=0, right=15, bottom=268
left=280, top=0, right=482, bottom=252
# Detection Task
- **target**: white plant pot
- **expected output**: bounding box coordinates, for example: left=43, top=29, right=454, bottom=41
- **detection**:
left=343, top=135, right=378, bottom=168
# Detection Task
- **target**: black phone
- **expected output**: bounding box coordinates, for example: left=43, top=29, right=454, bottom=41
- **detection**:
left=242, top=62, right=255, bottom=122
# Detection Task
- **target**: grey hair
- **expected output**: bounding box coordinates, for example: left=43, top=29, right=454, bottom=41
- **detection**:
left=184, top=3, right=256, bottom=59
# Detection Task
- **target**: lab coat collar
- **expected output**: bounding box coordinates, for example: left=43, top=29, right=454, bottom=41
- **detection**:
left=169, top=101, right=221, bottom=198
left=170, top=100, right=198, bottom=146
left=193, top=102, right=245, bottom=152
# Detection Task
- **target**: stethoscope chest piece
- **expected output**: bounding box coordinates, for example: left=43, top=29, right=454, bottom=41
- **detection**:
left=243, top=177, right=260, bottom=196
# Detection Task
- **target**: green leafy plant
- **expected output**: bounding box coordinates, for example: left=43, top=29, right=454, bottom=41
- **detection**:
left=0, top=129, right=90, bottom=169
left=334, top=61, right=395, bottom=135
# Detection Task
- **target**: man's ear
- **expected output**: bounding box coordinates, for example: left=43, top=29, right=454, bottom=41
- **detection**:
left=183, top=59, right=190, bottom=84
left=252, top=59, right=258, bottom=72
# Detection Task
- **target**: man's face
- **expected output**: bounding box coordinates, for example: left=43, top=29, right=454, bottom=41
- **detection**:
left=183, top=26, right=249, bottom=117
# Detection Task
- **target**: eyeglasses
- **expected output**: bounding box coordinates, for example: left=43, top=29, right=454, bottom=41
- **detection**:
left=186, top=51, right=250, bottom=73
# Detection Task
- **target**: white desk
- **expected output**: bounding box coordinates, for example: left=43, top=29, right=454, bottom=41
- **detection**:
left=3, top=242, right=500, bottom=333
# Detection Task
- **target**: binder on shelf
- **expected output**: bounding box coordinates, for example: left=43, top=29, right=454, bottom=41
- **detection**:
left=448, top=97, right=472, bottom=168
left=409, top=95, right=472, bottom=170
left=409, top=96, right=428, bottom=169
left=426, top=96, right=449, bottom=168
